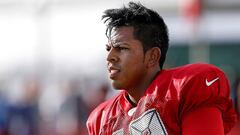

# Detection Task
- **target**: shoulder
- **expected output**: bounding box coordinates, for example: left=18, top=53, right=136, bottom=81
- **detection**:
left=171, top=63, right=237, bottom=133
left=151, top=63, right=227, bottom=99
left=160, top=63, right=228, bottom=95
left=161, top=63, right=225, bottom=82
left=177, top=63, right=228, bottom=95
left=87, top=91, right=124, bottom=123
left=168, top=63, right=230, bottom=103
left=173, top=63, right=224, bottom=76
left=168, top=63, right=228, bottom=91
left=86, top=91, right=125, bottom=134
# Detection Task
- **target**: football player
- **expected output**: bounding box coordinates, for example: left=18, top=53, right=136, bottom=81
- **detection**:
left=87, top=2, right=237, bottom=135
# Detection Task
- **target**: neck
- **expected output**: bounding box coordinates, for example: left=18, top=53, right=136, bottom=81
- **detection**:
left=127, top=69, right=160, bottom=105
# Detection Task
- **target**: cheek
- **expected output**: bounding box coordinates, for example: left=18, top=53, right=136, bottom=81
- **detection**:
left=126, top=53, right=145, bottom=69
left=119, top=49, right=146, bottom=75
left=123, top=50, right=144, bottom=63
left=122, top=55, right=145, bottom=77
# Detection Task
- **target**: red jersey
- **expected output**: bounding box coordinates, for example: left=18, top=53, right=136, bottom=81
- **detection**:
left=87, top=63, right=237, bottom=135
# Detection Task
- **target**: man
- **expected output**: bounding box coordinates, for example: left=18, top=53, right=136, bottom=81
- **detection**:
left=87, top=2, right=237, bottom=135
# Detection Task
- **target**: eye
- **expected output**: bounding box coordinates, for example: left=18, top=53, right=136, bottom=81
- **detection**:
left=116, top=46, right=128, bottom=51
left=106, top=45, right=111, bottom=52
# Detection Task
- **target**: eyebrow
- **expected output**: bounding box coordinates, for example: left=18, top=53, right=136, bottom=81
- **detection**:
left=107, top=41, right=129, bottom=48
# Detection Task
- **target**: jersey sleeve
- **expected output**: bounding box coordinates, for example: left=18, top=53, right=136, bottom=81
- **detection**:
left=178, top=65, right=237, bottom=134
left=182, top=107, right=225, bottom=135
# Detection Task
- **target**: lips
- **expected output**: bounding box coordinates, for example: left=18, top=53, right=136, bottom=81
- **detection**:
left=108, top=66, right=120, bottom=79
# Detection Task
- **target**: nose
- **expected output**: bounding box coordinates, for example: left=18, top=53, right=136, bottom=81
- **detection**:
left=107, top=48, right=119, bottom=63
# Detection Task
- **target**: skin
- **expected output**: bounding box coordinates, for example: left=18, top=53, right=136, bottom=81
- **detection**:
left=106, top=26, right=161, bottom=104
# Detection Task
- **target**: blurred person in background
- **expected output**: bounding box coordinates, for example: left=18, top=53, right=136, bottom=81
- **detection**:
left=56, top=79, right=89, bottom=135
left=0, top=88, right=8, bottom=135
left=87, top=2, right=237, bottom=135
left=0, top=77, right=40, bottom=135
left=85, top=83, right=110, bottom=112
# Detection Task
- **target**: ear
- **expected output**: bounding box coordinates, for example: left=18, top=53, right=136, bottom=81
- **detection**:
left=145, top=47, right=161, bottom=68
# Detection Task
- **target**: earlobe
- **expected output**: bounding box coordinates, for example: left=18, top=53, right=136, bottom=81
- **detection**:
left=147, top=47, right=161, bottom=68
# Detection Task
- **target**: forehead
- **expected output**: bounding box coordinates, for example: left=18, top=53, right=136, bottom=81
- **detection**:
left=108, top=26, right=135, bottom=42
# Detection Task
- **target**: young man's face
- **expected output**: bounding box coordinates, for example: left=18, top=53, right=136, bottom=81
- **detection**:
left=106, top=26, right=148, bottom=90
